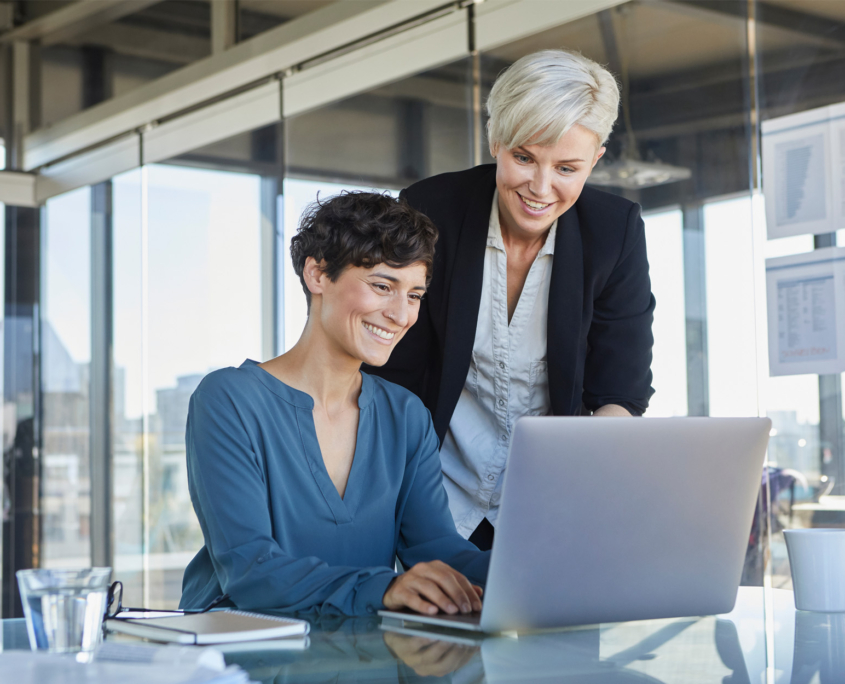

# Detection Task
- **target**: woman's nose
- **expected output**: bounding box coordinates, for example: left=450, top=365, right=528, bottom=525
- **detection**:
left=528, top=168, right=551, bottom=197
left=385, top=300, right=409, bottom=327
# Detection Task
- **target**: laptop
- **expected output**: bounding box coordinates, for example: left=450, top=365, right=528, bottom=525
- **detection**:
left=380, top=416, right=770, bottom=633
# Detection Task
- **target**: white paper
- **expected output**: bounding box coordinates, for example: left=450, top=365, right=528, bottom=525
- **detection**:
left=0, top=651, right=249, bottom=684
left=773, top=133, right=827, bottom=227
left=776, top=275, right=836, bottom=363
left=831, top=115, right=845, bottom=230
left=767, top=246, right=845, bottom=376
left=762, top=105, right=834, bottom=239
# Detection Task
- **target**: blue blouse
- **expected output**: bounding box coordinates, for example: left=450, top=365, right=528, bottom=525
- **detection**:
left=179, top=360, right=489, bottom=615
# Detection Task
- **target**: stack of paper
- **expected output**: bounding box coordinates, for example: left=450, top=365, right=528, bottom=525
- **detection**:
left=0, top=650, right=253, bottom=684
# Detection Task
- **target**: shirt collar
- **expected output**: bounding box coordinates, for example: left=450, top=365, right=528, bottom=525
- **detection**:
left=488, top=190, right=557, bottom=257
left=240, top=359, right=374, bottom=409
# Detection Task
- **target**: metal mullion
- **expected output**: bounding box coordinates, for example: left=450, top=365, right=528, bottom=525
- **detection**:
left=90, top=181, right=113, bottom=569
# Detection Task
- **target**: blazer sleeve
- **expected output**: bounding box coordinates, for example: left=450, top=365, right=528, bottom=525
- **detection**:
left=395, top=408, right=490, bottom=585
left=185, top=388, right=396, bottom=615
left=582, top=202, right=655, bottom=415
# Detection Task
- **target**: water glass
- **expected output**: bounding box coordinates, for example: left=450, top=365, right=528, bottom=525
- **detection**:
left=16, top=567, right=112, bottom=653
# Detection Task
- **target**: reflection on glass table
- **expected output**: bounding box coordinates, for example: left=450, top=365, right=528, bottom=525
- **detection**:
left=0, top=587, right=836, bottom=683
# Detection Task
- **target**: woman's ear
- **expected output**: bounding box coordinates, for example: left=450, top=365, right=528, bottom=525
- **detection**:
left=303, top=257, right=328, bottom=297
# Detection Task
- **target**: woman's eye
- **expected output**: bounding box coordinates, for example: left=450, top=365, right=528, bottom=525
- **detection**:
left=558, top=166, right=574, bottom=174
left=373, top=283, right=390, bottom=292
left=515, top=154, right=531, bottom=163
left=409, top=293, right=422, bottom=302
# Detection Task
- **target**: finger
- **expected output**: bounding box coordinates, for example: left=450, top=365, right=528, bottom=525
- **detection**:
left=399, top=587, right=441, bottom=616
left=440, top=568, right=477, bottom=613
left=451, top=571, right=482, bottom=612
left=412, top=578, right=460, bottom=614
left=387, top=576, right=442, bottom=615
left=416, top=565, right=473, bottom=613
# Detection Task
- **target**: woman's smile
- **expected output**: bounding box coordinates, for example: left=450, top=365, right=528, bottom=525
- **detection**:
left=362, top=321, right=396, bottom=343
left=517, top=193, right=554, bottom=215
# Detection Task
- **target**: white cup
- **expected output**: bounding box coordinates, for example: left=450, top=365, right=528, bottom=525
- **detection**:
left=784, top=529, right=845, bottom=612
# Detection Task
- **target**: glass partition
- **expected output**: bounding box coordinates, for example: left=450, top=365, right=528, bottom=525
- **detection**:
left=283, top=58, right=473, bottom=346
left=755, top=0, right=845, bottom=590
left=41, top=188, right=92, bottom=569
left=110, top=164, right=264, bottom=607
left=112, top=169, right=145, bottom=606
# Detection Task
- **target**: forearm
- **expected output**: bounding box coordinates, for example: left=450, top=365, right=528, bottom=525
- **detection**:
left=593, top=403, right=632, bottom=417
left=211, top=543, right=397, bottom=614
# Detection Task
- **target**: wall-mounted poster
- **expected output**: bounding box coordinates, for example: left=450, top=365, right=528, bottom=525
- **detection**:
left=762, top=103, right=845, bottom=240
left=767, top=246, right=845, bottom=376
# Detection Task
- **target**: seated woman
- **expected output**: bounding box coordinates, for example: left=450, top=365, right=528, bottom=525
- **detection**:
left=179, top=192, right=488, bottom=616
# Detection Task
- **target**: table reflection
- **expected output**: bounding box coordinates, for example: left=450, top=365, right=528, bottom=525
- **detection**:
left=381, top=615, right=748, bottom=683
left=791, top=612, right=845, bottom=684
left=9, top=589, right=845, bottom=683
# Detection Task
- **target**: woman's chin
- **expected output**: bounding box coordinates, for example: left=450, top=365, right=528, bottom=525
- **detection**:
left=356, top=345, right=393, bottom=367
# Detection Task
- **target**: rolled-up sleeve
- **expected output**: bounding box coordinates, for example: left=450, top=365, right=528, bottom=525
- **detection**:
left=184, top=388, right=396, bottom=614
left=582, top=203, right=655, bottom=416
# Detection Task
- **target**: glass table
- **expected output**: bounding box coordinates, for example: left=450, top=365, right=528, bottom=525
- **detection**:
left=1, top=588, right=838, bottom=683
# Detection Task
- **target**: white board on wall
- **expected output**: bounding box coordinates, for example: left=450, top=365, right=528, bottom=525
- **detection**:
left=766, top=246, right=845, bottom=376
left=762, top=104, right=845, bottom=240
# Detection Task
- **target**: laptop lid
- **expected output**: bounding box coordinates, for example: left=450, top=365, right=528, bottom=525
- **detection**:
left=478, top=417, right=770, bottom=633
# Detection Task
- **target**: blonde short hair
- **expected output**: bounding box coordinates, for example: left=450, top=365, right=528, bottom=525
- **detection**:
left=486, top=49, right=620, bottom=151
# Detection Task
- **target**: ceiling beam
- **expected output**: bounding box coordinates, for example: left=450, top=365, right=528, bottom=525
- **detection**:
left=656, top=0, right=845, bottom=47
left=0, top=0, right=160, bottom=47
left=21, top=0, right=451, bottom=171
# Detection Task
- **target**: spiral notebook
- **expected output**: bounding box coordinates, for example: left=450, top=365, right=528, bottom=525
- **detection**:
left=106, top=609, right=310, bottom=645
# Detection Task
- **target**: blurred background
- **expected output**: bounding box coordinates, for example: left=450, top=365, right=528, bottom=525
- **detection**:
left=1, top=0, right=844, bottom=613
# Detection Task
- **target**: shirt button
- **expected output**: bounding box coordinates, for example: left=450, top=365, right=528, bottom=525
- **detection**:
left=498, top=399, right=505, bottom=407
left=499, top=362, right=505, bottom=369
left=487, top=474, right=495, bottom=481
left=500, top=435, right=507, bottom=441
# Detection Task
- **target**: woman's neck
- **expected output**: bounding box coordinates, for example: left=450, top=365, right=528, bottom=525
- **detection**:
left=261, top=320, right=362, bottom=413
left=498, top=197, right=551, bottom=257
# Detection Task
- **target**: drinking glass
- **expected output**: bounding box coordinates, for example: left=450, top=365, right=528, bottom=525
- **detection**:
left=16, top=567, right=112, bottom=652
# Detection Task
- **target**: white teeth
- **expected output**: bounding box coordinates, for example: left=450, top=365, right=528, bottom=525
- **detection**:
left=521, top=197, right=549, bottom=210
left=363, top=322, right=395, bottom=340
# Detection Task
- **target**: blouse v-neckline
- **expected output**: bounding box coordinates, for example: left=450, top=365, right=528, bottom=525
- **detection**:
left=241, top=360, right=374, bottom=524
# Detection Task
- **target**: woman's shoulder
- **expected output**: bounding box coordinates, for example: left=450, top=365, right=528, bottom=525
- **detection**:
left=364, top=372, right=429, bottom=419
left=402, top=165, right=496, bottom=216
left=576, top=185, right=641, bottom=228
left=192, top=361, right=266, bottom=407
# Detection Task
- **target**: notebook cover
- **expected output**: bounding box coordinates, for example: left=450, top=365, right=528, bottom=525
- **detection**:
left=107, top=610, right=310, bottom=645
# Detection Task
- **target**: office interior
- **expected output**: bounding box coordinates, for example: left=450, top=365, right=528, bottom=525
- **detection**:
left=0, top=0, right=842, bottom=617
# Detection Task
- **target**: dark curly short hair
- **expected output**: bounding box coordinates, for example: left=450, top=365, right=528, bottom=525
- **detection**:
left=290, top=191, right=438, bottom=307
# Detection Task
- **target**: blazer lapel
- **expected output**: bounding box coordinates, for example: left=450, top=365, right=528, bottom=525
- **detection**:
left=434, top=169, right=496, bottom=440
left=548, top=205, right=584, bottom=415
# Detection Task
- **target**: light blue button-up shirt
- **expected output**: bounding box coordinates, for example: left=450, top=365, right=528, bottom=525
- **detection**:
left=440, top=193, right=556, bottom=538
left=180, top=360, right=489, bottom=615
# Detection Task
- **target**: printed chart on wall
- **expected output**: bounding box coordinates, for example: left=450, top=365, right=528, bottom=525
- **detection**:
left=766, top=247, right=845, bottom=376
left=762, top=102, right=845, bottom=239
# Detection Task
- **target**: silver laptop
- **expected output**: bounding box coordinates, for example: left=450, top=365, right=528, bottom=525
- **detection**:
left=380, top=416, right=770, bottom=633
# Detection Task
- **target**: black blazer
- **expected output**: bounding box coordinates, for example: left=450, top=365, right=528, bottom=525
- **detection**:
left=365, top=164, right=655, bottom=444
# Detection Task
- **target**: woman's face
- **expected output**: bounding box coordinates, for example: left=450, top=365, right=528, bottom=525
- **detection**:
left=309, top=259, right=428, bottom=367
left=494, top=124, right=605, bottom=239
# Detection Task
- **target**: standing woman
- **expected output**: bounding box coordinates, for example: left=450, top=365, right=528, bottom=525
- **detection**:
left=366, top=50, right=655, bottom=551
